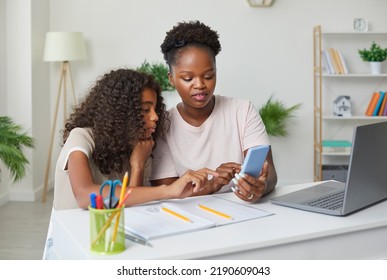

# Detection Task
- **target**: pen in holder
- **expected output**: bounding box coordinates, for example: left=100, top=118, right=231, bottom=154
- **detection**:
left=89, top=205, right=125, bottom=255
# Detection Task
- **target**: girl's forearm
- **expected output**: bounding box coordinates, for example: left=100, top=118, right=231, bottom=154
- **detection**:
left=123, top=185, right=173, bottom=206
left=128, top=168, right=145, bottom=187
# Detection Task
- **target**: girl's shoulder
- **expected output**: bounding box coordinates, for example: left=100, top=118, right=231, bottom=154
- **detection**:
left=64, top=127, right=95, bottom=154
left=68, top=127, right=94, bottom=142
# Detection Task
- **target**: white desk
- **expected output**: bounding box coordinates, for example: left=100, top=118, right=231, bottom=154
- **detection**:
left=48, top=183, right=387, bottom=259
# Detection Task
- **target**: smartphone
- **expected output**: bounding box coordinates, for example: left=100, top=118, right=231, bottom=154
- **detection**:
left=240, top=145, right=270, bottom=177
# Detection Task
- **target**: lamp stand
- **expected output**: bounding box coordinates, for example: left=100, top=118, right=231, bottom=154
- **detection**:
left=42, top=61, right=77, bottom=202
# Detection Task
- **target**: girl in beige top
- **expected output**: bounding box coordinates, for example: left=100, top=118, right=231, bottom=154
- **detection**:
left=54, top=68, right=217, bottom=210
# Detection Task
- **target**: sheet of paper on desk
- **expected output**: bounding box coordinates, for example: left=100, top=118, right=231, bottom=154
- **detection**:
left=124, top=196, right=273, bottom=240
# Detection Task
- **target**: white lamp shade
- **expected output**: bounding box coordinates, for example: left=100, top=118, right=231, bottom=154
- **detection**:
left=43, top=32, right=87, bottom=62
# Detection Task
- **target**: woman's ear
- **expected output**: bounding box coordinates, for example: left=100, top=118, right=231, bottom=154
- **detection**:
left=168, top=72, right=175, bottom=88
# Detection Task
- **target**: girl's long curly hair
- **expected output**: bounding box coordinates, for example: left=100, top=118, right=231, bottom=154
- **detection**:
left=160, top=20, right=222, bottom=67
left=62, top=68, right=168, bottom=175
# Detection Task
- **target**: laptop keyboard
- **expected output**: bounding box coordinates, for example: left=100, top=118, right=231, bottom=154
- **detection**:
left=307, top=191, right=345, bottom=210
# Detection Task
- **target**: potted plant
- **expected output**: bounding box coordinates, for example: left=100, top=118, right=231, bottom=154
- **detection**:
left=0, top=116, right=34, bottom=182
left=136, top=60, right=174, bottom=92
left=259, top=96, right=301, bottom=137
left=358, top=41, right=387, bottom=74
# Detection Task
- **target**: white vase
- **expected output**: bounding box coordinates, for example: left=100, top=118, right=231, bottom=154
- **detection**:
left=370, top=62, right=382, bottom=74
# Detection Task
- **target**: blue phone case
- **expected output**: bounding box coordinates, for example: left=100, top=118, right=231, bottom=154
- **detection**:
left=240, top=145, right=269, bottom=177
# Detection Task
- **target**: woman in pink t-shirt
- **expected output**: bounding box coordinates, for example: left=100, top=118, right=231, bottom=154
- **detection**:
left=150, top=21, right=277, bottom=203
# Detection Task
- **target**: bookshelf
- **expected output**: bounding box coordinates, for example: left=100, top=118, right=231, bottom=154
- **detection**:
left=313, top=25, right=387, bottom=181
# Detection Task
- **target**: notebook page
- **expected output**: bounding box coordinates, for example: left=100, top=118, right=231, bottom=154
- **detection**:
left=163, top=196, right=273, bottom=226
left=124, top=203, right=215, bottom=240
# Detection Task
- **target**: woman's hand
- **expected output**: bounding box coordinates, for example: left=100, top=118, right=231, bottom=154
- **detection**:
left=169, top=168, right=219, bottom=198
left=232, top=160, right=269, bottom=202
left=202, top=162, right=241, bottom=194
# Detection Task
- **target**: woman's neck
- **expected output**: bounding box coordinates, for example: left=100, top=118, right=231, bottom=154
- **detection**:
left=177, top=96, right=215, bottom=127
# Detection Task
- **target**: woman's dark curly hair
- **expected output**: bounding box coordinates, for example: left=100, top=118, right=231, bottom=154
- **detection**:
left=160, top=20, right=221, bottom=68
left=62, top=68, right=168, bottom=175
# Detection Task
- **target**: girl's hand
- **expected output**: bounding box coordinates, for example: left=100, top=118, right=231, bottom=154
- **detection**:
left=169, top=168, right=219, bottom=198
left=130, top=138, right=154, bottom=170
left=232, top=160, right=269, bottom=202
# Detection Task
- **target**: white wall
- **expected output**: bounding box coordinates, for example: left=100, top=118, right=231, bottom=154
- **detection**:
left=6, top=0, right=35, bottom=200
left=0, top=0, right=5, bottom=114
left=0, top=0, right=49, bottom=205
left=2, top=0, right=387, bottom=203
left=0, top=0, right=7, bottom=204
left=31, top=0, right=50, bottom=194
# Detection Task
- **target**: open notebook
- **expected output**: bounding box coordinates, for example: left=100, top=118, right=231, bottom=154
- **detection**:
left=124, top=196, right=273, bottom=240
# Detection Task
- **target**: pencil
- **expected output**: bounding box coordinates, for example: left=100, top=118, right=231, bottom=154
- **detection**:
left=119, top=171, right=129, bottom=205
left=198, top=204, right=233, bottom=220
left=113, top=171, right=129, bottom=242
left=161, top=207, right=192, bottom=223
left=117, top=188, right=132, bottom=208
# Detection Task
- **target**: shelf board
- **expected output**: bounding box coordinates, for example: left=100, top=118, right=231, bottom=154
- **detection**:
left=322, top=152, right=350, bottom=156
left=321, top=73, right=387, bottom=78
left=322, top=32, right=387, bottom=36
left=323, top=116, right=387, bottom=120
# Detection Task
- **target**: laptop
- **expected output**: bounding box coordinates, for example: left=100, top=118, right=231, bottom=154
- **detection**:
left=271, top=121, right=387, bottom=216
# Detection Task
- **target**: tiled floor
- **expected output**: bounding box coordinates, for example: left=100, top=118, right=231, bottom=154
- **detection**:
left=0, top=190, right=53, bottom=260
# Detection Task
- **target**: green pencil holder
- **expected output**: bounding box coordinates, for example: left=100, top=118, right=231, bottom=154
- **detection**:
left=89, top=205, right=126, bottom=255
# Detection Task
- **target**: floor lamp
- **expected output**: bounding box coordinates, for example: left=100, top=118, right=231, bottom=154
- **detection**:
left=42, top=32, right=87, bottom=202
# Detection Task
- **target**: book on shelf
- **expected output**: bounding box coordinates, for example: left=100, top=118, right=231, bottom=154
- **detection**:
left=382, top=92, right=387, bottom=116
left=328, top=48, right=342, bottom=74
left=124, top=195, right=273, bottom=240
left=332, top=48, right=345, bottom=74
left=336, top=49, right=349, bottom=74
left=322, top=140, right=352, bottom=153
left=322, top=50, right=335, bottom=74
left=378, top=91, right=387, bottom=116
left=372, top=91, right=385, bottom=116
left=321, top=51, right=329, bottom=74
left=365, top=92, right=381, bottom=116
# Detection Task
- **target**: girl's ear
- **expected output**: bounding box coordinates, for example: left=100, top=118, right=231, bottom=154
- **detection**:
left=168, top=72, right=175, bottom=88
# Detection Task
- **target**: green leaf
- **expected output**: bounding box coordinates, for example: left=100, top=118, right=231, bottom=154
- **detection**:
left=259, top=96, right=301, bottom=137
left=358, top=41, right=387, bottom=62
left=0, top=116, right=35, bottom=182
left=136, top=60, right=174, bottom=92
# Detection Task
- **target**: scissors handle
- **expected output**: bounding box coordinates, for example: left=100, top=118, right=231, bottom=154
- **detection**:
left=110, top=180, right=121, bottom=208
left=100, top=180, right=121, bottom=208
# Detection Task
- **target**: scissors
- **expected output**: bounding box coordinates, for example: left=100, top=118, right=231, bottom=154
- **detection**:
left=99, top=179, right=121, bottom=209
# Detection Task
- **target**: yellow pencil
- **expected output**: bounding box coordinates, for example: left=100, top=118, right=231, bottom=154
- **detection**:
left=162, top=207, right=192, bottom=223
left=198, top=204, right=233, bottom=220
left=112, top=171, right=129, bottom=242
left=119, top=171, right=129, bottom=204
